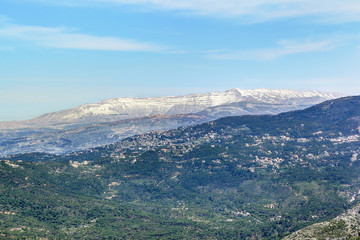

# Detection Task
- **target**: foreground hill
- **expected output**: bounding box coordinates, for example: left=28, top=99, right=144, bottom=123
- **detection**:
left=1, top=96, right=360, bottom=239
left=0, top=88, right=343, bottom=156
left=284, top=204, right=360, bottom=239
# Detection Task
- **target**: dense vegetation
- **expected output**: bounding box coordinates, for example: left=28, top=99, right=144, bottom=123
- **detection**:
left=1, top=96, right=360, bottom=239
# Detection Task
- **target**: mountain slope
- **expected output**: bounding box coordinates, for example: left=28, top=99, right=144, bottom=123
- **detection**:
left=0, top=160, right=218, bottom=239
left=0, top=88, right=343, bottom=128
left=2, top=95, right=360, bottom=239
left=0, top=98, right=329, bottom=156
left=283, top=204, right=360, bottom=239
left=37, top=88, right=340, bottom=125
left=0, top=89, right=344, bottom=156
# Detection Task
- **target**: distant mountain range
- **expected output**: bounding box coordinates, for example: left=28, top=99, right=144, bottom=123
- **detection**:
left=0, top=88, right=344, bottom=156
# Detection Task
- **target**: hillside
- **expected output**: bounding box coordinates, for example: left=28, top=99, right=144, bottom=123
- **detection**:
left=283, top=204, right=360, bottom=239
left=1, top=96, right=360, bottom=239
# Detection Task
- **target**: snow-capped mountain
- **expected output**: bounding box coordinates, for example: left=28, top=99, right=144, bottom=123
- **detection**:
left=0, top=88, right=344, bottom=128
left=0, top=88, right=345, bottom=156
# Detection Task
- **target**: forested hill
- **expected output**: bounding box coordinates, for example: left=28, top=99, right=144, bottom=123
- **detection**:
left=1, top=96, right=360, bottom=239
left=284, top=203, right=360, bottom=239
left=51, top=95, right=360, bottom=162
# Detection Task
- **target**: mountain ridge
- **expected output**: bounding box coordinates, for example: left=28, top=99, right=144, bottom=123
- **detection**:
left=0, top=88, right=344, bottom=127
left=0, top=88, right=345, bottom=157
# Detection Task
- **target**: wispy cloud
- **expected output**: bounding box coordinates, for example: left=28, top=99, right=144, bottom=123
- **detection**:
left=42, top=0, right=360, bottom=23
left=0, top=15, right=11, bottom=23
left=0, top=23, right=166, bottom=52
left=0, top=46, right=13, bottom=51
left=207, top=40, right=336, bottom=61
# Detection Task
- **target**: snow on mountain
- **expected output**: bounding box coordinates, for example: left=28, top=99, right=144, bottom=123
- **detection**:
left=5, top=88, right=343, bottom=128
left=0, top=88, right=346, bottom=156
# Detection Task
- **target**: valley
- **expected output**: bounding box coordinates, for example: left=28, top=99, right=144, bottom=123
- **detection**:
left=1, top=96, right=360, bottom=239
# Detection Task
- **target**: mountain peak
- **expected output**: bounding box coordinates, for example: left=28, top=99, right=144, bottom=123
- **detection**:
left=0, top=88, right=345, bottom=128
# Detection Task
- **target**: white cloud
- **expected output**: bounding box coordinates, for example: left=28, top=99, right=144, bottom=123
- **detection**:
left=46, top=0, right=360, bottom=22
left=207, top=40, right=336, bottom=61
left=0, top=24, right=166, bottom=52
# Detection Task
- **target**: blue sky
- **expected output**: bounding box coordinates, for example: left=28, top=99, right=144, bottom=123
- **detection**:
left=1, top=0, right=360, bottom=121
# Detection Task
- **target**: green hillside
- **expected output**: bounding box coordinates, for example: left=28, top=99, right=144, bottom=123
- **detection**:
left=2, top=96, right=360, bottom=239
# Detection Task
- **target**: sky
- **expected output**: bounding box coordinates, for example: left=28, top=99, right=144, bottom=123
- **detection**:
left=0, top=0, right=360, bottom=121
